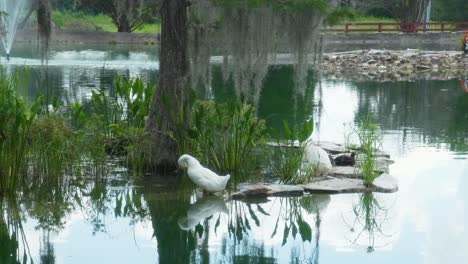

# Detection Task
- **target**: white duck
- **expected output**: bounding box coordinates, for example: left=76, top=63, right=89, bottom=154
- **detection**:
left=178, top=154, right=231, bottom=195
left=303, top=141, right=332, bottom=176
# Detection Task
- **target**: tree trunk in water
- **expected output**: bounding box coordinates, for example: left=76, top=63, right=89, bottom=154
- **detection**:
left=117, top=15, right=131, bottom=32
left=145, top=0, right=190, bottom=172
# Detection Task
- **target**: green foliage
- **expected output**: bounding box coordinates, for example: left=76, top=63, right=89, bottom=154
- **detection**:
left=90, top=76, right=153, bottom=137
left=88, top=76, right=154, bottom=174
left=324, top=7, right=355, bottom=26
left=0, top=72, right=156, bottom=192
left=51, top=10, right=161, bottom=33
left=433, top=0, right=468, bottom=22
left=29, top=115, right=78, bottom=176
left=0, top=72, right=42, bottom=191
left=214, top=0, right=328, bottom=11
left=184, top=100, right=267, bottom=181
left=270, top=120, right=313, bottom=184
left=355, top=116, right=382, bottom=186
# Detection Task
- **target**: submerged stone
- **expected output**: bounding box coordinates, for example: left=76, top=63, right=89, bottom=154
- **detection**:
left=314, top=141, right=345, bottom=154
left=302, top=175, right=398, bottom=194
left=231, top=183, right=304, bottom=199
left=331, top=166, right=360, bottom=178
left=303, top=178, right=366, bottom=194
left=372, top=174, right=398, bottom=193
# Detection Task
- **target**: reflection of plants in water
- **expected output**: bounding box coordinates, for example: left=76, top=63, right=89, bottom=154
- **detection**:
left=345, top=192, right=391, bottom=253
left=227, top=195, right=329, bottom=263
left=273, top=197, right=313, bottom=245
left=0, top=195, right=33, bottom=264
left=75, top=177, right=149, bottom=234
left=226, top=198, right=271, bottom=242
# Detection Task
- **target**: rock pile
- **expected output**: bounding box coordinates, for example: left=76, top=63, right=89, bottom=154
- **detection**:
left=320, top=49, right=468, bottom=81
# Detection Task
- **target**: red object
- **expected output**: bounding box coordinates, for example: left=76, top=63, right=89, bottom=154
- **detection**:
left=462, top=33, right=468, bottom=51
left=460, top=79, right=468, bottom=93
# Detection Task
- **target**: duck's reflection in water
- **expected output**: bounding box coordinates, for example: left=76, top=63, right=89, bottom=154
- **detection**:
left=178, top=196, right=228, bottom=230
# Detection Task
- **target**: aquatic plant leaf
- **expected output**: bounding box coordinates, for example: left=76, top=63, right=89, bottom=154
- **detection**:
left=299, top=119, right=313, bottom=143
left=247, top=204, right=260, bottom=226
left=236, top=224, right=243, bottom=241
left=244, top=217, right=251, bottom=231
left=281, top=224, right=290, bottom=246
left=292, top=223, right=298, bottom=239
left=271, top=217, right=279, bottom=238
left=282, top=120, right=292, bottom=140
left=298, top=217, right=312, bottom=242
left=195, top=224, right=203, bottom=238
left=256, top=205, right=270, bottom=216
left=214, top=215, right=221, bottom=234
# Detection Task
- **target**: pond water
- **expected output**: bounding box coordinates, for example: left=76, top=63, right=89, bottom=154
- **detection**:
left=2, top=45, right=468, bottom=264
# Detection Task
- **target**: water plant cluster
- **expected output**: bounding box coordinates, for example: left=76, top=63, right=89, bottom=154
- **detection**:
left=0, top=66, right=385, bottom=196
left=270, top=120, right=314, bottom=184
left=0, top=71, right=154, bottom=193
left=355, top=116, right=383, bottom=186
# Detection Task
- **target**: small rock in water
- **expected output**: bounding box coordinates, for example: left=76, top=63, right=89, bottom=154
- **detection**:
left=231, top=184, right=304, bottom=199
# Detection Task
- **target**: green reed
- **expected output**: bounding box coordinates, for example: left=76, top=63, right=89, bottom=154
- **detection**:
left=186, top=100, right=267, bottom=183
left=270, top=119, right=313, bottom=184
left=355, top=116, right=382, bottom=186
left=29, top=115, right=79, bottom=177
left=0, top=72, right=42, bottom=192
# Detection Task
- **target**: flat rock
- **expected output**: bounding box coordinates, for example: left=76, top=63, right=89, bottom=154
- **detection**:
left=331, top=166, right=360, bottom=178
left=314, top=141, right=346, bottom=154
left=303, top=178, right=366, bottom=194
left=303, top=176, right=398, bottom=194
left=372, top=174, right=398, bottom=193
left=231, top=184, right=304, bottom=199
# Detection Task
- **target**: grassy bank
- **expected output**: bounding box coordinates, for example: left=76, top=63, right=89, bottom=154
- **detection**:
left=51, top=11, right=161, bottom=33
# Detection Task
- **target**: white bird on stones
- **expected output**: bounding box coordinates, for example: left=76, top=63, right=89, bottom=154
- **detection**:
left=302, top=141, right=332, bottom=176
left=178, top=154, right=231, bottom=195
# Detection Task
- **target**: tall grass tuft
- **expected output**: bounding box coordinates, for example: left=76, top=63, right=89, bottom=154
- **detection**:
left=0, top=72, right=42, bottom=192
left=270, top=119, right=313, bottom=184
left=355, top=116, right=382, bottom=186
left=29, top=115, right=78, bottom=177
left=183, top=100, right=267, bottom=183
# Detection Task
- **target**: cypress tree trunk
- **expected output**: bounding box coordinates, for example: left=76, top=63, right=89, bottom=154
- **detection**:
left=117, top=14, right=131, bottom=32
left=145, top=0, right=190, bottom=172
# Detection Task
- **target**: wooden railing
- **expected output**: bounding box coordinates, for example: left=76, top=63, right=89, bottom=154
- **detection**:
left=322, top=22, right=468, bottom=33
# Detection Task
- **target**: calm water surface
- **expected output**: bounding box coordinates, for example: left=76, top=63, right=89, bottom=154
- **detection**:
left=1, top=46, right=468, bottom=264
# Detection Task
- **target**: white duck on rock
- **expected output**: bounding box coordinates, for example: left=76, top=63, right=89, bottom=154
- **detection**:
left=178, top=154, right=231, bottom=195
left=302, top=140, right=332, bottom=176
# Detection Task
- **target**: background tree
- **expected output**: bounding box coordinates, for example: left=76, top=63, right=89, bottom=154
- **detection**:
left=77, top=0, right=155, bottom=32
left=433, top=0, right=468, bottom=22
left=340, top=0, right=431, bottom=32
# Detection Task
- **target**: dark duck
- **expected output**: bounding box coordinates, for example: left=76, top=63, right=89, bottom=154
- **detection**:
left=334, top=152, right=356, bottom=166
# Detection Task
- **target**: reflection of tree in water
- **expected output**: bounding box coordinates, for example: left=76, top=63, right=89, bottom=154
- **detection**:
left=212, top=65, right=317, bottom=132
left=40, top=231, right=55, bottom=264
left=353, top=80, right=468, bottom=151
left=190, top=1, right=329, bottom=111
left=140, top=175, right=198, bottom=264
left=344, top=192, right=391, bottom=253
